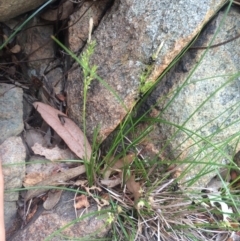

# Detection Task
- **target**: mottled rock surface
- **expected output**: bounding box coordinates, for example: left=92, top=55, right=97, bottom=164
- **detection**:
left=67, top=0, right=227, bottom=142
left=10, top=191, right=111, bottom=241
left=4, top=202, right=17, bottom=231
left=0, top=137, right=26, bottom=229
left=68, top=0, right=113, bottom=53
left=17, top=17, right=63, bottom=97
left=0, top=84, right=24, bottom=144
left=0, top=0, right=50, bottom=21
left=139, top=6, right=240, bottom=188
left=17, top=17, right=54, bottom=74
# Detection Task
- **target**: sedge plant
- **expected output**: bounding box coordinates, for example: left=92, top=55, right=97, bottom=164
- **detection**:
left=3, top=0, right=240, bottom=240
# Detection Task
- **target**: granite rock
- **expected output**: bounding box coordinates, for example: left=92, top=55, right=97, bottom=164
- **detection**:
left=0, top=84, right=24, bottom=144
left=0, top=0, right=51, bottom=21
left=139, top=6, right=240, bottom=188
left=10, top=191, right=111, bottom=241
left=0, top=136, right=26, bottom=229
left=67, top=0, right=227, bottom=143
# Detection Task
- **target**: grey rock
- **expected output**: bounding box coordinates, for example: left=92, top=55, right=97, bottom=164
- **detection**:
left=4, top=201, right=17, bottom=231
left=140, top=6, right=240, bottom=188
left=10, top=191, right=111, bottom=241
left=17, top=17, right=54, bottom=74
left=0, top=84, right=24, bottom=144
left=67, top=0, right=227, bottom=143
left=1, top=136, right=26, bottom=201
left=17, top=16, right=64, bottom=105
left=68, top=0, right=113, bottom=53
left=17, top=18, right=63, bottom=103
left=0, top=0, right=51, bottom=21
left=0, top=136, right=26, bottom=230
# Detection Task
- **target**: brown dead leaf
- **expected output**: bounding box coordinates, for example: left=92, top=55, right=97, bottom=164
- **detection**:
left=31, top=143, right=75, bottom=161
left=10, top=44, right=21, bottom=53
left=74, top=180, right=88, bottom=187
left=74, top=195, right=90, bottom=209
left=102, top=154, right=141, bottom=203
left=33, top=102, right=91, bottom=160
left=99, top=197, right=110, bottom=207
left=84, top=186, right=110, bottom=210
left=86, top=186, right=102, bottom=193
left=103, top=154, right=135, bottom=179
left=26, top=155, right=67, bottom=184
left=99, top=194, right=110, bottom=208
left=101, top=193, right=110, bottom=202
left=55, top=93, right=66, bottom=102
left=25, top=165, right=86, bottom=201
left=24, top=172, right=46, bottom=187
left=126, top=174, right=141, bottom=201
left=100, top=177, right=121, bottom=188
left=110, top=154, right=135, bottom=170
left=25, top=204, right=38, bottom=223
left=43, top=189, right=63, bottom=210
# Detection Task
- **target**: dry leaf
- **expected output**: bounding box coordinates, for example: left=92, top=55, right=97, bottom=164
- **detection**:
left=84, top=186, right=109, bottom=210
left=100, top=177, right=121, bottom=188
left=10, top=44, right=21, bottom=53
left=32, top=143, right=75, bottom=161
left=103, top=154, right=135, bottom=179
left=99, top=197, right=109, bottom=207
left=102, top=154, right=141, bottom=203
left=101, top=193, right=110, bottom=202
left=126, top=174, right=141, bottom=201
left=25, top=165, right=86, bottom=201
left=24, top=172, right=46, bottom=187
left=26, top=155, right=67, bottom=183
left=43, top=189, right=63, bottom=210
left=74, top=195, right=90, bottom=209
left=33, top=102, right=92, bottom=160
left=25, top=204, right=38, bottom=223
left=74, top=180, right=88, bottom=187
left=56, top=93, right=66, bottom=102
left=24, top=157, right=66, bottom=187
left=86, top=186, right=102, bottom=193
left=99, top=194, right=110, bottom=208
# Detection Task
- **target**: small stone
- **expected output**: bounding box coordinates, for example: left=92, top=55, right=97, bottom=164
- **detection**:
left=0, top=0, right=48, bottom=21
left=0, top=84, right=23, bottom=144
left=0, top=136, right=26, bottom=230
left=1, top=136, right=26, bottom=201
left=10, top=191, right=111, bottom=241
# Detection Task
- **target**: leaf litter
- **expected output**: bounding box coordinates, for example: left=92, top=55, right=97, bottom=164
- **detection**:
left=74, top=195, right=90, bottom=210
left=24, top=101, right=142, bottom=234
left=43, top=189, right=63, bottom=210
left=102, top=154, right=142, bottom=203
left=33, top=102, right=92, bottom=160
left=24, top=100, right=240, bottom=240
left=31, top=143, right=75, bottom=161
left=25, top=165, right=86, bottom=201
left=24, top=102, right=94, bottom=207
